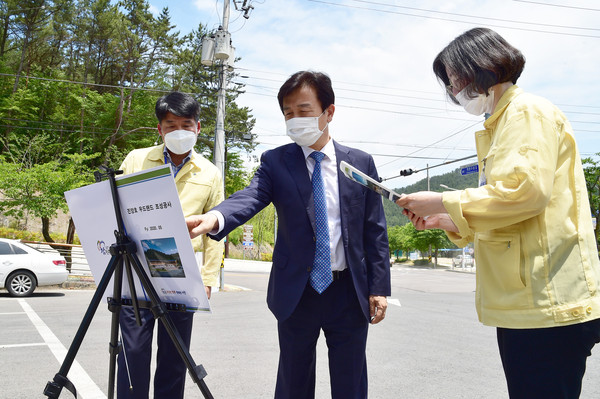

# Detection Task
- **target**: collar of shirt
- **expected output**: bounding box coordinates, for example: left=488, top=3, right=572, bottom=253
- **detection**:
left=163, top=147, right=191, bottom=177
left=301, top=137, right=336, bottom=175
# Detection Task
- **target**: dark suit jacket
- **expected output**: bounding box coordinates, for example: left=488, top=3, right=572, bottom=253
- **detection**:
left=209, top=140, right=391, bottom=322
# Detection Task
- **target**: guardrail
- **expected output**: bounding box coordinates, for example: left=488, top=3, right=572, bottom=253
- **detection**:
left=20, top=240, right=92, bottom=276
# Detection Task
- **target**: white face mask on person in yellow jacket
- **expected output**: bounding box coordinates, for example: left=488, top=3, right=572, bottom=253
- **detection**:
left=443, top=85, right=600, bottom=329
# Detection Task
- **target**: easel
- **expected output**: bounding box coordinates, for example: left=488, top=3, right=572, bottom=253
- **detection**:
left=44, top=166, right=213, bottom=398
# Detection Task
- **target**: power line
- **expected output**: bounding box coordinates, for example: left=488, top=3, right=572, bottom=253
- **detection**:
left=346, top=0, right=600, bottom=31
left=0, top=121, right=219, bottom=141
left=240, top=84, right=600, bottom=121
left=0, top=123, right=159, bottom=138
left=3, top=72, right=597, bottom=120
left=379, top=120, right=483, bottom=168
left=307, top=0, right=600, bottom=39
left=236, top=80, right=447, bottom=104
left=369, top=153, right=468, bottom=160
left=236, top=67, right=442, bottom=96
left=343, top=140, right=474, bottom=152
left=0, top=73, right=218, bottom=97
left=236, top=73, right=443, bottom=98
left=232, top=70, right=600, bottom=112
left=512, top=0, right=600, bottom=12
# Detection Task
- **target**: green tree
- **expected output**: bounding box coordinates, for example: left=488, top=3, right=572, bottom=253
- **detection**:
left=0, top=0, right=258, bottom=243
left=387, top=223, right=414, bottom=260
left=224, top=151, right=252, bottom=196
left=414, top=228, right=455, bottom=265
left=0, top=154, right=96, bottom=241
left=0, top=153, right=96, bottom=269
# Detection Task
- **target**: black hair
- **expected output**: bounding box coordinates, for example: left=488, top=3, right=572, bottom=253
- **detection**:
left=277, top=71, right=335, bottom=113
left=155, top=92, right=201, bottom=122
left=433, top=27, right=525, bottom=104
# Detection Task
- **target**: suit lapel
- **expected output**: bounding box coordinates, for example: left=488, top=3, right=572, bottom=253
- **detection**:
left=334, top=141, right=356, bottom=209
left=284, top=144, right=316, bottom=233
left=334, top=141, right=358, bottom=252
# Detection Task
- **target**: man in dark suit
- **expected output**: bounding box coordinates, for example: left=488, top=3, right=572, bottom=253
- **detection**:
left=186, top=70, right=391, bottom=399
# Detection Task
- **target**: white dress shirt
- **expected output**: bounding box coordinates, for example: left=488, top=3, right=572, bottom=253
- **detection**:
left=302, top=139, right=347, bottom=272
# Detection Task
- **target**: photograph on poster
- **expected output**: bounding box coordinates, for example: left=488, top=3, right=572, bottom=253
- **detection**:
left=141, top=237, right=186, bottom=278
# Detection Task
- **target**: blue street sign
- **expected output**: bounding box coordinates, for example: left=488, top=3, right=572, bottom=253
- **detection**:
left=460, top=162, right=479, bottom=176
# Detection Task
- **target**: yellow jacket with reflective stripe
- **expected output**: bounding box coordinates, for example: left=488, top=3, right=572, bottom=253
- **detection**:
left=120, top=145, right=224, bottom=287
left=443, top=85, right=600, bottom=328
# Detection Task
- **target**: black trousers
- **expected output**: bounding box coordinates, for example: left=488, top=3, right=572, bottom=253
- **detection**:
left=117, top=306, right=194, bottom=399
left=275, top=274, right=369, bottom=399
left=497, top=318, right=600, bottom=399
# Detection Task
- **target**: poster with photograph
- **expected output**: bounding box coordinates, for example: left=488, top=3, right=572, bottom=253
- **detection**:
left=65, top=165, right=210, bottom=313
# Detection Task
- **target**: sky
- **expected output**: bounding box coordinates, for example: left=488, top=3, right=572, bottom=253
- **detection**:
left=148, top=0, right=600, bottom=189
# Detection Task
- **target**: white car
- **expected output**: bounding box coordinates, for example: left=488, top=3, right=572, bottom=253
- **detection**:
left=452, top=254, right=474, bottom=267
left=0, top=238, right=68, bottom=296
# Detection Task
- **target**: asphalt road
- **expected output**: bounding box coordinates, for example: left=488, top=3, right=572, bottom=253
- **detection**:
left=1, top=264, right=599, bottom=399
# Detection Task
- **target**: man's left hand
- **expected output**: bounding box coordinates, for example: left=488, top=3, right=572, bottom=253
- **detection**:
left=369, top=295, right=387, bottom=324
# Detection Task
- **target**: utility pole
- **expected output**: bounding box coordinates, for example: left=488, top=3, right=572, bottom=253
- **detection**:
left=214, top=0, right=231, bottom=183
left=201, top=0, right=234, bottom=292
left=427, top=163, right=433, bottom=267
left=201, top=1, right=258, bottom=291
left=215, top=1, right=231, bottom=292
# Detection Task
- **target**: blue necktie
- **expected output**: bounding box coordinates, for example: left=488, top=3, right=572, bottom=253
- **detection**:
left=309, top=151, right=332, bottom=294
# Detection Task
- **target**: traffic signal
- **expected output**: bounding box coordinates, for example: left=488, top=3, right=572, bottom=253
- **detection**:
left=400, top=168, right=414, bottom=176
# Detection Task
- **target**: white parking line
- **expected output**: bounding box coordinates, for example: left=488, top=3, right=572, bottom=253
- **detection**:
left=1, top=342, right=46, bottom=349
left=18, top=299, right=107, bottom=399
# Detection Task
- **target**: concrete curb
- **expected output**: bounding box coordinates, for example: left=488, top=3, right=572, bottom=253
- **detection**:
left=57, top=259, right=474, bottom=291
left=59, top=258, right=273, bottom=287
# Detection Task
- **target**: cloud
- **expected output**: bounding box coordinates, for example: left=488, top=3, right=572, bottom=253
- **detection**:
left=148, top=4, right=160, bottom=16
left=193, top=0, right=219, bottom=12
left=165, top=0, right=600, bottom=187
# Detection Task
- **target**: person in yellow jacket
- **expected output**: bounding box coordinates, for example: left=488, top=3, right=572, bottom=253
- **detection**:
left=396, top=28, right=600, bottom=398
left=117, top=92, right=224, bottom=399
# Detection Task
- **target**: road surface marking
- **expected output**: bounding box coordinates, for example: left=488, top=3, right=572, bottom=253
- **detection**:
left=18, top=298, right=107, bottom=399
left=1, top=342, right=46, bottom=349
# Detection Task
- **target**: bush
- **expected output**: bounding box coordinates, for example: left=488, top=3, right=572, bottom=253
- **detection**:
left=413, top=259, right=431, bottom=266
left=0, top=227, right=79, bottom=244
left=0, top=227, right=44, bottom=241
left=228, top=227, right=242, bottom=245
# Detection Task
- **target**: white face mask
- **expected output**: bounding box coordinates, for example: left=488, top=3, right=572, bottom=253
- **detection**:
left=455, top=88, right=495, bottom=116
left=285, top=110, right=328, bottom=147
left=163, top=129, right=197, bottom=155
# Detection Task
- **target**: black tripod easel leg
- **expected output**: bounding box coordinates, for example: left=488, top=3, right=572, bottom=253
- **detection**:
left=43, top=250, right=122, bottom=398
left=123, top=250, right=213, bottom=398
left=105, top=238, right=129, bottom=399
left=44, top=166, right=213, bottom=398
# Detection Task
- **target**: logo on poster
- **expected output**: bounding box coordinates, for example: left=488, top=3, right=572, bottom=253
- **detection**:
left=97, top=240, right=109, bottom=255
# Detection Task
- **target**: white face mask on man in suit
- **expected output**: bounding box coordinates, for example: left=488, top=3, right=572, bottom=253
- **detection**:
left=285, top=109, right=328, bottom=147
